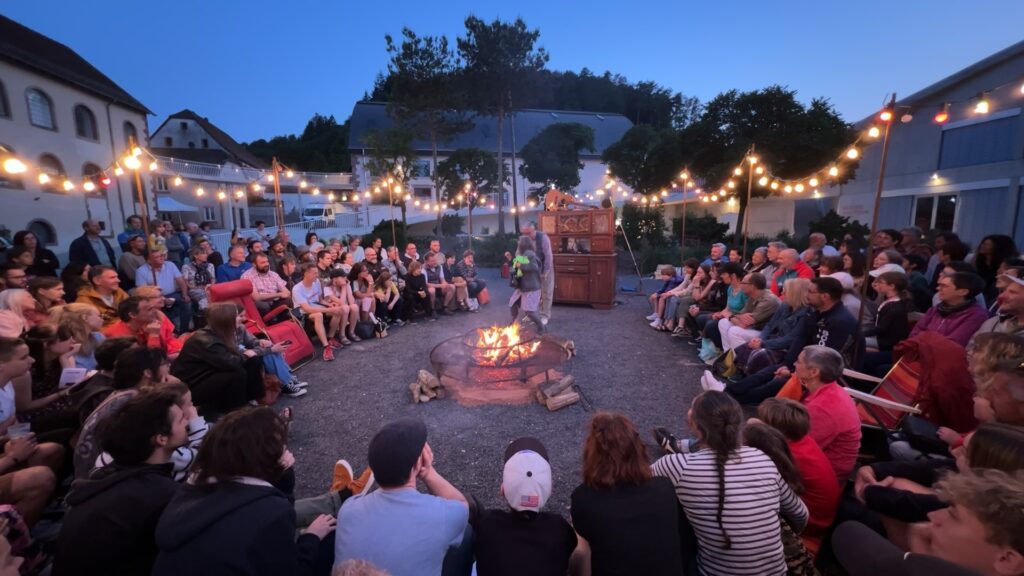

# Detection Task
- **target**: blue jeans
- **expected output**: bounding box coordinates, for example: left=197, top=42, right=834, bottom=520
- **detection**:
left=164, top=291, right=193, bottom=333
left=262, top=352, right=292, bottom=383
left=726, top=364, right=788, bottom=405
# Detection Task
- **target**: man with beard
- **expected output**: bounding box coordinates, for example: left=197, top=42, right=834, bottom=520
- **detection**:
left=241, top=254, right=291, bottom=315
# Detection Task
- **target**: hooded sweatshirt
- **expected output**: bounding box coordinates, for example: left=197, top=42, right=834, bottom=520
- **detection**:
left=152, top=480, right=320, bottom=576
left=53, top=462, right=178, bottom=576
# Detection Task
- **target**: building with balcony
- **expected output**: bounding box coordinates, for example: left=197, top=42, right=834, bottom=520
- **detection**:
left=0, top=14, right=152, bottom=260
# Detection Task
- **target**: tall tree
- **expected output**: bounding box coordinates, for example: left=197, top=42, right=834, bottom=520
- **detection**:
left=384, top=28, right=473, bottom=237
left=601, top=125, right=683, bottom=195
left=518, top=122, right=595, bottom=199
left=458, top=16, right=549, bottom=234
left=244, top=114, right=351, bottom=172
left=435, top=147, right=507, bottom=235
left=679, top=85, right=854, bottom=239
left=360, top=127, right=415, bottom=237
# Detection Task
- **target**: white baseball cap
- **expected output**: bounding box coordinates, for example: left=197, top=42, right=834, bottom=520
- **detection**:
left=502, top=437, right=552, bottom=512
left=869, top=263, right=907, bottom=277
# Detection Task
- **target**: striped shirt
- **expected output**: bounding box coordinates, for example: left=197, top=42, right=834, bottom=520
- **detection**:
left=652, top=446, right=808, bottom=576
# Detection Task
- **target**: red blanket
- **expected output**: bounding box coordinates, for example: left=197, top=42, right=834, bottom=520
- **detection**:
left=894, top=331, right=977, bottom=431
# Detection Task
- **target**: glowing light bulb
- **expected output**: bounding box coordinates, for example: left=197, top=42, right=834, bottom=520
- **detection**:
left=148, top=161, right=158, bottom=171
left=813, top=189, right=821, bottom=198
left=37, top=173, right=50, bottom=185
left=299, top=180, right=307, bottom=188
left=328, top=193, right=336, bottom=201
left=758, top=176, right=769, bottom=186
left=828, top=165, right=839, bottom=177
left=809, top=177, right=819, bottom=187
left=733, top=167, right=743, bottom=176
left=784, top=184, right=793, bottom=193
left=755, top=166, right=764, bottom=175
left=285, top=170, right=294, bottom=178
left=266, top=174, right=274, bottom=182
left=748, top=155, right=759, bottom=164
left=131, top=147, right=142, bottom=157
left=83, top=181, right=96, bottom=192
left=795, top=183, right=805, bottom=193
left=252, top=183, right=262, bottom=192
left=2, top=158, right=27, bottom=174
left=974, top=94, right=990, bottom=114
left=114, top=166, right=124, bottom=176
left=868, top=126, right=881, bottom=138
left=679, top=171, right=689, bottom=180
left=196, top=187, right=205, bottom=197
left=414, top=200, right=421, bottom=207
left=61, top=180, right=74, bottom=191
left=123, top=156, right=141, bottom=170
left=934, top=103, right=950, bottom=124
left=879, top=109, right=893, bottom=122
left=770, top=181, right=779, bottom=190
left=235, top=190, right=245, bottom=199
left=173, top=176, right=183, bottom=187
left=312, top=188, right=321, bottom=195
left=342, top=195, right=349, bottom=202
left=404, top=194, right=411, bottom=201
left=363, top=191, right=370, bottom=198
left=661, top=190, right=668, bottom=197
left=394, top=184, right=402, bottom=193
left=702, top=196, right=709, bottom=203
left=846, top=148, right=859, bottom=160
left=217, top=191, right=227, bottom=200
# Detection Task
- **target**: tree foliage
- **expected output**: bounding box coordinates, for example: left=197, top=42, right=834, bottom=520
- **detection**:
left=671, top=212, right=730, bottom=246
left=435, top=148, right=507, bottom=212
left=518, top=123, right=595, bottom=196
left=807, top=209, right=870, bottom=246
left=620, top=202, right=668, bottom=247
left=244, top=114, right=351, bottom=172
left=601, top=125, right=683, bottom=195
left=360, top=127, right=416, bottom=225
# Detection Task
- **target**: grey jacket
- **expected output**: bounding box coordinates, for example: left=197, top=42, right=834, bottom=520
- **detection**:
left=514, top=250, right=542, bottom=292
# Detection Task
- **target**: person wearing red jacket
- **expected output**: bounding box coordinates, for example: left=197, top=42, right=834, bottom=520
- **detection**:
left=771, top=249, right=815, bottom=296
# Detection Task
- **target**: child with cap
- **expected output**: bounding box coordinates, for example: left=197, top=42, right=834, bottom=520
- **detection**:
left=471, top=437, right=577, bottom=576
left=333, top=418, right=470, bottom=576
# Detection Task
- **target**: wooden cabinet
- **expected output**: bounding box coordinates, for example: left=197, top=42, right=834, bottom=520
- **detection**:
left=542, top=209, right=616, bottom=309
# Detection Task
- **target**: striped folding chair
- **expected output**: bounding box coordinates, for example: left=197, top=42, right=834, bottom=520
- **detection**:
left=841, top=358, right=922, bottom=436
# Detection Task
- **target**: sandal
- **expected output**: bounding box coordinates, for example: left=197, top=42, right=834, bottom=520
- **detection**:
left=348, top=333, right=362, bottom=342
left=339, top=338, right=353, bottom=346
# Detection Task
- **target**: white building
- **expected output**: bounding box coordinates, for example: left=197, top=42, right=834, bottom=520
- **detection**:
left=347, top=101, right=634, bottom=235
left=0, top=14, right=152, bottom=259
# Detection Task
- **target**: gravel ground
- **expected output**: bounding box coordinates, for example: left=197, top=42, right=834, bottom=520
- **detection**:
left=283, top=268, right=706, bottom=516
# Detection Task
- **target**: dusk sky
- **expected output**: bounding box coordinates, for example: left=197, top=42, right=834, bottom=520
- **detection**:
left=5, top=1, right=1024, bottom=143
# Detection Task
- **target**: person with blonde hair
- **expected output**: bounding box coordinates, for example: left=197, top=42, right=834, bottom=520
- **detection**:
left=333, top=559, right=389, bottom=576
left=49, top=303, right=105, bottom=370
left=0, top=289, right=37, bottom=338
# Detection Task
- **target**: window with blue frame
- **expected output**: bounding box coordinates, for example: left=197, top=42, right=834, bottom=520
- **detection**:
left=938, top=115, right=1017, bottom=169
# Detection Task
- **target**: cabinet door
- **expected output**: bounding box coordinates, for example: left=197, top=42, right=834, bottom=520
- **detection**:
left=555, top=273, right=589, bottom=303
left=590, top=257, right=616, bottom=306
left=539, top=213, right=557, bottom=235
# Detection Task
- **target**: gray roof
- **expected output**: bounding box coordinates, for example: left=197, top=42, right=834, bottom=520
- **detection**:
left=150, top=110, right=267, bottom=169
left=348, top=101, right=632, bottom=158
left=0, top=15, right=150, bottom=114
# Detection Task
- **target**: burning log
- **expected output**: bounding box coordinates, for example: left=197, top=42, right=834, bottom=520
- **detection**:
left=546, top=391, right=580, bottom=411
left=540, top=375, right=575, bottom=399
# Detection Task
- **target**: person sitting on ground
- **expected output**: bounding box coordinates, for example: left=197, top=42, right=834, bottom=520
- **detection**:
left=718, top=272, right=780, bottom=352
left=76, top=265, right=129, bottom=328
left=170, top=303, right=266, bottom=416
left=347, top=236, right=365, bottom=263
left=135, top=250, right=191, bottom=334
left=153, top=407, right=336, bottom=576
left=231, top=305, right=306, bottom=398
left=50, top=302, right=105, bottom=370
left=732, top=278, right=811, bottom=377
left=974, top=273, right=1024, bottom=339
left=572, top=412, right=685, bottom=576
left=53, top=389, right=188, bottom=576
left=471, top=437, right=577, bottom=576
left=323, top=269, right=361, bottom=346
left=682, top=262, right=727, bottom=343
left=0, top=263, right=28, bottom=291
left=745, top=246, right=771, bottom=274
left=652, top=391, right=807, bottom=576
left=362, top=248, right=385, bottom=280
left=372, top=270, right=405, bottom=327
left=401, top=242, right=420, bottom=269
left=701, top=242, right=727, bottom=267
left=0, top=337, right=62, bottom=526
left=756, top=398, right=840, bottom=554
left=292, top=264, right=344, bottom=362
left=215, top=244, right=253, bottom=284
left=242, top=253, right=291, bottom=317
left=647, top=265, right=684, bottom=330
left=834, top=470, right=1024, bottom=576
left=13, top=230, right=59, bottom=279
left=770, top=248, right=815, bottom=297
left=656, top=259, right=699, bottom=333
left=423, top=252, right=456, bottom=318
left=18, top=323, right=79, bottom=433
left=103, top=293, right=182, bottom=357
left=793, top=345, right=861, bottom=481
left=334, top=417, right=470, bottom=575
left=383, top=246, right=408, bottom=286
left=25, top=276, right=65, bottom=326
left=180, top=247, right=216, bottom=323
left=60, top=262, right=90, bottom=304
left=348, top=263, right=376, bottom=322
left=67, top=336, right=136, bottom=425
left=912, top=271, right=989, bottom=347
left=402, top=260, right=430, bottom=323
left=453, top=250, right=486, bottom=307
left=702, top=276, right=860, bottom=405
left=0, top=290, right=37, bottom=338
left=73, top=346, right=173, bottom=479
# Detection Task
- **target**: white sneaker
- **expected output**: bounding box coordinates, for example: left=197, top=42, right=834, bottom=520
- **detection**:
left=701, top=370, right=726, bottom=392
left=649, top=319, right=663, bottom=329
left=645, top=313, right=659, bottom=321
left=541, top=317, right=549, bottom=326
left=290, top=379, right=309, bottom=389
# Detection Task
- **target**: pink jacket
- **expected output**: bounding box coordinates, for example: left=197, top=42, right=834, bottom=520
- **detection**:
left=909, top=303, right=989, bottom=347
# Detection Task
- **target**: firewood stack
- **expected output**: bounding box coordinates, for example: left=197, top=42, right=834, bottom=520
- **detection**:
left=534, top=374, right=579, bottom=411
left=410, top=369, right=445, bottom=404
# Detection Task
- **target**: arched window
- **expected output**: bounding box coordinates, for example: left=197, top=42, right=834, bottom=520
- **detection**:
left=82, top=162, right=107, bottom=197
left=37, top=153, right=65, bottom=191
left=27, top=220, right=56, bottom=246
left=123, top=121, right=138, bottom=148
left=74, top=104, right=98, bottom=140
left=25, top=88, right=55, bottom=130
left=0, top=79, right=10, bottom=119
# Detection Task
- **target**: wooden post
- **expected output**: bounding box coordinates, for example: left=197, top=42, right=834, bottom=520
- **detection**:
left=858, top=94, right=898, bottom=327
left=128, top=136, right=150, bottom=239
left=741, top=144, right=755, bottom=262
left=271, top=157, right=284, bottom=232
left=680, top=171, right=688, bottom=266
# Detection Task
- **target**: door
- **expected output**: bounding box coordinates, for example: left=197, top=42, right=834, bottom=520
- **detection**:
left=554, top=272, right=589, bottom=303
left=590, top=257, right=616, bottom=306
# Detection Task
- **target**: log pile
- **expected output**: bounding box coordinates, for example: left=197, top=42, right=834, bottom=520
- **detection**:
left=533, top=374, right=579, bottom=411
left=410, top=370, right=445, bottom=404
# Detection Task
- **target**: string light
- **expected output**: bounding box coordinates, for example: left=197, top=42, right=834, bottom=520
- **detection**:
left=62, top=180, right=75, bottom=192
left=934, top=103, right=950, bottom=124
left=733, top=167, right=743, bottom=176
left=868, top=126, right=881, bottom=138
left=123, top=156, right=141, bottom=170
left=846, top=147, right=859, bottom=160
left=217, top=191, right=227, bottom=200
left=758, top=176, right=769, bottom=186
left=114, top=165, right=124, bottom=176
left=312, top=188, right=321, bottom=195
left=828, top=165, right=839, bottom=177
left=195, top=187, right=205, bottom=197
left=794, top=183, right=805, bottom=193
left=148, top=161, right=158, bottom=172
left=974, top=92, right=990, bottom=114
left=37, top=173, right=50, bottom=185
left=285, top=170, right=294, bottom=178
left=173, top=176, right=183, bottom=187
left=2, top=158, right=27, bottom=174
left=299, top=180, right=307, bottom=189
left=83, top=181, right=96, bottom=192
left=809, top=177, right=819, bottom=187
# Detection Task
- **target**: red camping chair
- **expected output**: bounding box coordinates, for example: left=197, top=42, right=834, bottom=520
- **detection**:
left=208, top=280, right=315, bottom=368
left=841, top=360, right=922, bottom=434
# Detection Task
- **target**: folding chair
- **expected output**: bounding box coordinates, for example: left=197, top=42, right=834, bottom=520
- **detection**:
left=208, top=279, right=315, bottom=369
left=841, top=359, right=922, bottom=436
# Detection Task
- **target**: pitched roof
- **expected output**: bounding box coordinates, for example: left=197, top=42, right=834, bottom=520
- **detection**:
left=348, top=101, right=633, bottom=157
left=0, top=15, right=150, bottom=114
left=150, top=109, right=268, bottom=169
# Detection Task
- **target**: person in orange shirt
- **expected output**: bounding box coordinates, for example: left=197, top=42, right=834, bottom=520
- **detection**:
left=102, top=293, right=182, bottom=358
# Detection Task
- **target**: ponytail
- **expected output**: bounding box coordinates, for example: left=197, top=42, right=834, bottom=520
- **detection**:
left=691, top=391, right=743, bottom=550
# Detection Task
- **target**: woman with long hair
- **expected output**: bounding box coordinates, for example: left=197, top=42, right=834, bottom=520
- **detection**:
left=373, top=270, right=404, bottom=326
left=13, top=230, right=60, bottom=278
left=60, top=262, right=90, bottom=303
left=842, top=251, right=867, bottom=289
left=0, top=289, right=37, bottom=337
left=347, top=262, right=375, bottom=322
left=26, top=276, right=65, bottom=326
left=305, top=231, right=324, bottom=253
left=971, top=234, right=1018, bottom=305
left=865, top=271, right=913, bottom=352
left=50, top=303, right=105, bottom=370
left=18, top=323, right=79, bottom=432
left=170, top=302, right=265, bottom=416
left=735, top=277, right=811, bottom=375
left=153, top=407, right=335, bottom=575
left=509, top=235, right=544, bottom=333
left=571, top=412, right=685, bottom=576
left=652, top=391, right=807, bottom=576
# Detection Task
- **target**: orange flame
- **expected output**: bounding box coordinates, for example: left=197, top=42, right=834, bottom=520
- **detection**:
left=473, top=323, right=540, bottom=366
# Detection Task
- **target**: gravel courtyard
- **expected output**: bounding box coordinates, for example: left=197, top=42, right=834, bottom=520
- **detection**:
left=283, top=268, right=706, bottom=515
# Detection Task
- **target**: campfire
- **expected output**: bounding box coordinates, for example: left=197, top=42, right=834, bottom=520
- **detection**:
left=413, top=323, right=579, bottom=410
left=472, top=324, right=542, bottom=366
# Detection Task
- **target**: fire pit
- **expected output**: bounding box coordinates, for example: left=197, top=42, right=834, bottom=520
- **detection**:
left=416, top=323, right=576, bottom=407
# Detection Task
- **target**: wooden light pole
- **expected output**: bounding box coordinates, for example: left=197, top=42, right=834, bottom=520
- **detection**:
left=858, top=94, right=898, bottom=326
left=271, top=157, right=284, bottom=231
left=679, top=169, right=689, bottom=266
left=127, top=136, right=150, bottom=239
left=741, top=145, right=756, bottom=262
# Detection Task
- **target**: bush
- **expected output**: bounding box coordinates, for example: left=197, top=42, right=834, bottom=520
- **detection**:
left=619, top=203, right=668, bottom=247
left=447, top=233, right=517, bottom=267
left=808, top=210, right=870, bottom=246
left=363, top=219, right=406, bottom=248
left=671, top=213, right=729, bottom=246
left=441, top=214, right=464, bottom=236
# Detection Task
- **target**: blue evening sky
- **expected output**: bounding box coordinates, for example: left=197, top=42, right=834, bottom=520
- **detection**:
left=5, top=1, right=1023, bottom=142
